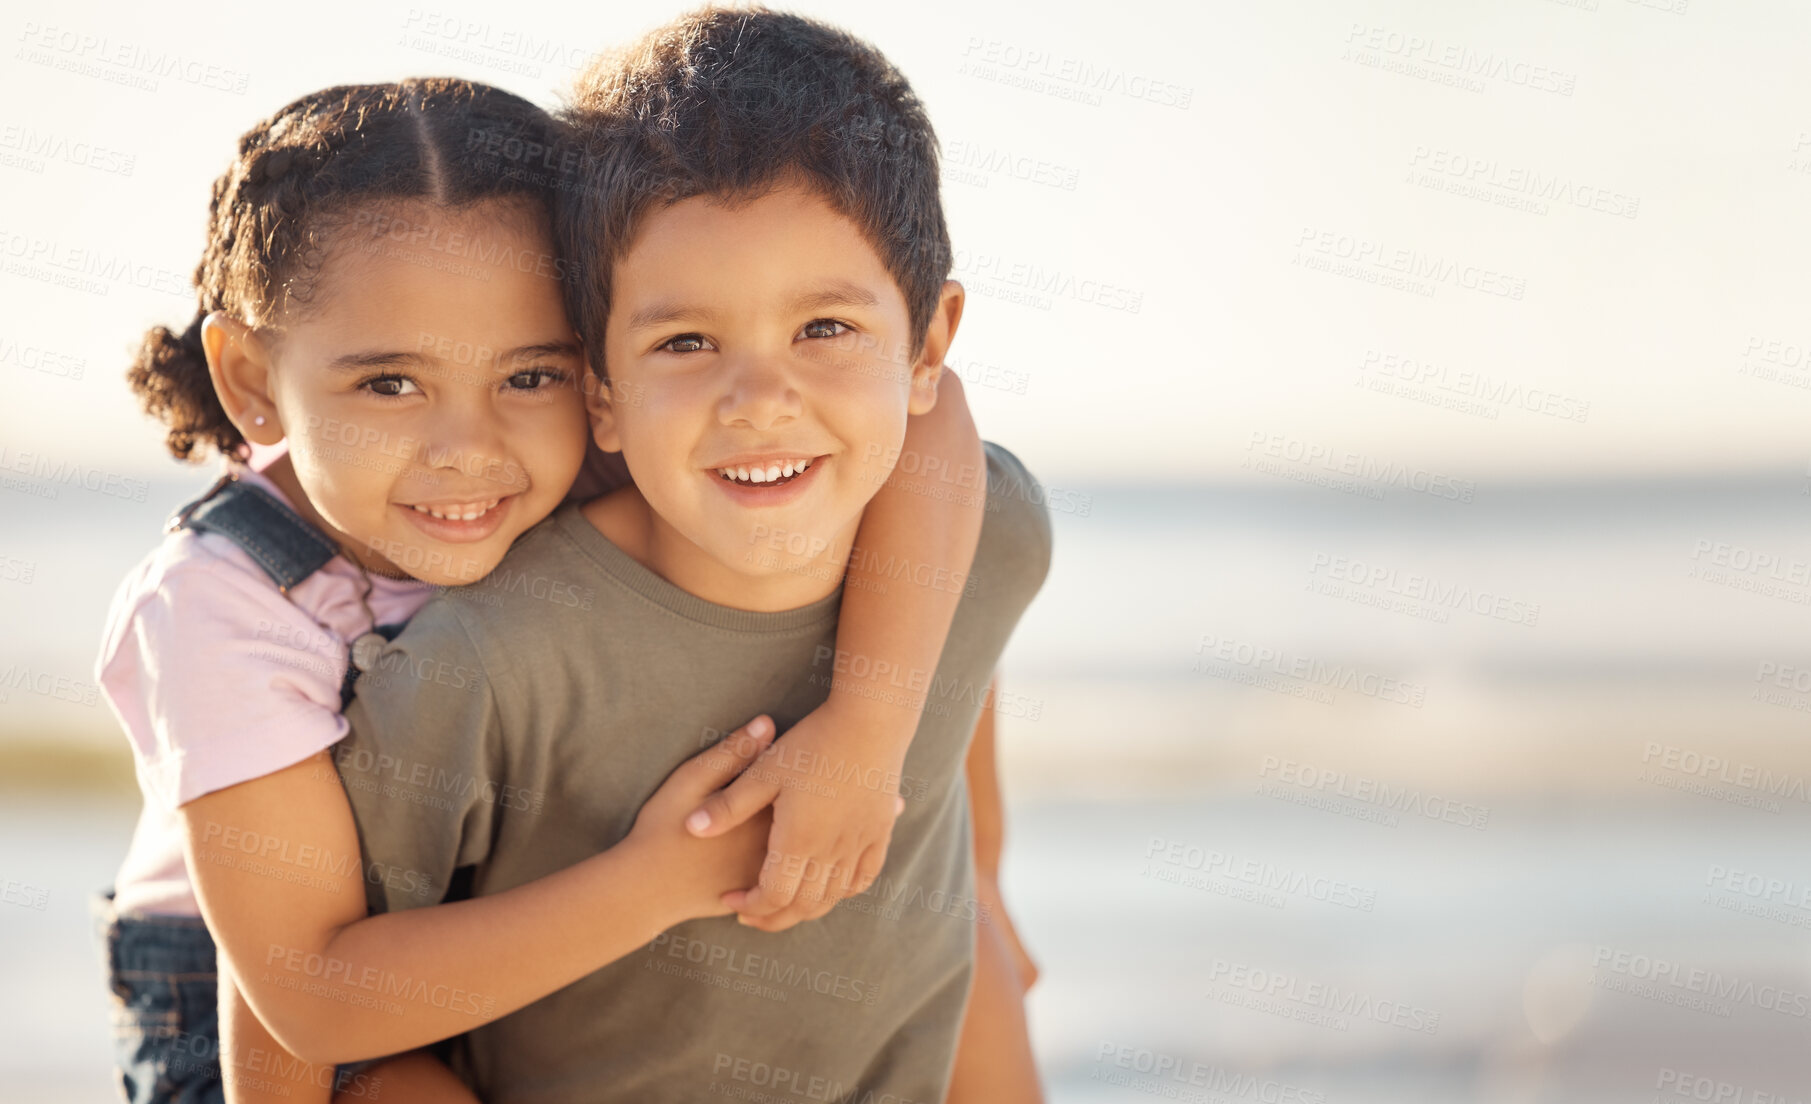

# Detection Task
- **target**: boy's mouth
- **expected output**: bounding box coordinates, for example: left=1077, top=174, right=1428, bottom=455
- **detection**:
left=707, top=454, right=826, bottom=505
left=714, top=457, right=813, bottom=487
left=396, top=493, right=517, bottom=544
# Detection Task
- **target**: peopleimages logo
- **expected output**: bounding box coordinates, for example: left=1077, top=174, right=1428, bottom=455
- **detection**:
left=0, top=446, right=147, bottom=501
left=1092, top=1041, right=1326, bottom=1102
left=1258, top=756, right=1491, bottom=830
left=1358, top=348, right=1590, bottom=423
left=1592, top=946, right=1809, bottom=1018
left=1207, top=960, right=1443, bottom=1035
left=1144, top=837, right=1378, bottom=912
left=1243, top=431, right=1477, bottom=503
left=1196, top=634, right=1428, bottom=708
left=1306, top=552, right=1540, bottom=627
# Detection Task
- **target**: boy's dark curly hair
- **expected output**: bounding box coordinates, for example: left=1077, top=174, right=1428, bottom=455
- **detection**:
left=556, top=5, right=952, bottom=366
left=130, top=78, right=565, bottom=461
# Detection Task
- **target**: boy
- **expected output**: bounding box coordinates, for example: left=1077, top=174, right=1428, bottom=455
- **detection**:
left=338, top=8, right=1051, bottom=1100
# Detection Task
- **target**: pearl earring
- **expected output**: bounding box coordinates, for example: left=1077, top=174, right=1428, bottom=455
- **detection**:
left=254, top=416, right=266, bottom=426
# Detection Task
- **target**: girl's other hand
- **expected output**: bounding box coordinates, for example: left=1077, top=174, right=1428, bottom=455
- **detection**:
left=630, top=716, right=778, bottom=923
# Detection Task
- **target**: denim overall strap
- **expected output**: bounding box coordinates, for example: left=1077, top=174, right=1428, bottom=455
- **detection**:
left=168, top=476, right=339, bottom=592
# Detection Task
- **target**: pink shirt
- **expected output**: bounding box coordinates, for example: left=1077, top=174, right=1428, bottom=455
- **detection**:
left=97, top=464, right=435, bottom=916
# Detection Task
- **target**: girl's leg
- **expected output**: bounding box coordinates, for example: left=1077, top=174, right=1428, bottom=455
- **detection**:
left=946, top=872, right=1043, bottom=1104
left=333, top=1050, right=479, bottom=1103
left=945, top=679, right=1044, bottom=1104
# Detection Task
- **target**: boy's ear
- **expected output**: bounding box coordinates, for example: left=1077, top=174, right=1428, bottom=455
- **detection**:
left=908, top=280, right=965, bottom=416
left=583, top=361, right=625, bottom=453
left=200, top=313, right=284, bottom=446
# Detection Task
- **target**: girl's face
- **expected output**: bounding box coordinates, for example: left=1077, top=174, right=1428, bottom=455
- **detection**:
left=261, top=201, right=589, bottom=586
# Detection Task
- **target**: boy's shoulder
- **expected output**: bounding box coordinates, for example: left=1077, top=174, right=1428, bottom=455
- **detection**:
left=399, top=505, right=605, bottom=648
left=975, top=441, right=1056, bottom=600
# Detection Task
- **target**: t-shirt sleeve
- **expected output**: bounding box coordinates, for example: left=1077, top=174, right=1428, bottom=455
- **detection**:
left=337, top=598, right=502, bottom=916
left=96, top=541, right=355, bottom=808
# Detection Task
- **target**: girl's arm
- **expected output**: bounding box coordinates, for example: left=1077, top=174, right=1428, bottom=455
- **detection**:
left=218, top=962, right=340, bottom=1103
left=183, top=718, right=776, bottom=1066
left=696, top=372, right=989, bottom=929
left=219, top=958, right=480, bottom=1104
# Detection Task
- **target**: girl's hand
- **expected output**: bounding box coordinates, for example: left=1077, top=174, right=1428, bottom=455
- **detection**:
left=688, top=698, right=909, bottom=932
left=630, top=716, right=779, bottom=923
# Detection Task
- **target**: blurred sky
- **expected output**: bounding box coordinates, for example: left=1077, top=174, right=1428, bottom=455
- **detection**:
left=6, top=0, right=1811, bottom=486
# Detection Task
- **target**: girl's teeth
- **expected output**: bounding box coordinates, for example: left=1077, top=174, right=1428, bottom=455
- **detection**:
left=737, top=467, right=751, bottom=482
left=764, top=464, right=782, bottom=481
left=782, top=461, right=795, bottom=478
left=410, top=499, right=499, bottom=521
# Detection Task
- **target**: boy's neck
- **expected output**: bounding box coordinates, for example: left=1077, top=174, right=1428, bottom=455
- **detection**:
left=581, top=486, right=856, bottom=613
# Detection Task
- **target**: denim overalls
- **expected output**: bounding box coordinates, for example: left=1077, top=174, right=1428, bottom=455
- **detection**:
left=93, top=475, right=391, bottom=1103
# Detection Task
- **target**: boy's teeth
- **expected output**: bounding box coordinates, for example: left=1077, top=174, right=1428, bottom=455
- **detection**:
left=410, top=499, right=500, bottom=521
left=717, top=459, right=813, bottom=485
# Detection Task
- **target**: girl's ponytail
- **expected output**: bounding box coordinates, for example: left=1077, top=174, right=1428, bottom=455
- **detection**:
left=127, top=310, right=243, bottom=461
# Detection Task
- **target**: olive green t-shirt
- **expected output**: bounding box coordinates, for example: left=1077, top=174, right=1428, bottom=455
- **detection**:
left=338, top=442, right=1052, bottom=1103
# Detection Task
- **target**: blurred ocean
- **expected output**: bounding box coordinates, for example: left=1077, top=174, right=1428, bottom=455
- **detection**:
left=5, top=470, right=1811, bottom=1101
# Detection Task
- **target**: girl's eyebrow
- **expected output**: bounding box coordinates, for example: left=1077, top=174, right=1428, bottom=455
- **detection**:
left=327, top=342, right=583, bottom=373
left=326, top=350, right=425, bottom=372
left=507, top=341, right=584, bottom=362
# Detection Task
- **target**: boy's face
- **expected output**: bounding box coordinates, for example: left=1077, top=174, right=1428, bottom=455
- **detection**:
left=592, top=181, right=942, bottom=602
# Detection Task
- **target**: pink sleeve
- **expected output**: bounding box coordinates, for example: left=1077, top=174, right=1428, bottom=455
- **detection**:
left=98, top=540, right=352, bottom=808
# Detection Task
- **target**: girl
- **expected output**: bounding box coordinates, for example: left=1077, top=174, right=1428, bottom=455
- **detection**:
left=98, top=76, right=1039, bottom=1104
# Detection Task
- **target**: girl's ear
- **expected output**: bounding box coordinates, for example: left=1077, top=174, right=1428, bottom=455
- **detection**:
left=201, top=313, right=284, bottom=446
left=583, top=362, right=624, bottom=453
left=908, top=280, right=965, bottom=416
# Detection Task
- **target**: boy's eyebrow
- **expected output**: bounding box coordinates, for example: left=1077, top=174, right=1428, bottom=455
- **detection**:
left=623, top=282, right=881, bottom=332
left=625, top=303, right=716, bottom=332
left=326, top=342, right=583, bottom=372
left=788, top=282, right=879, bottom=313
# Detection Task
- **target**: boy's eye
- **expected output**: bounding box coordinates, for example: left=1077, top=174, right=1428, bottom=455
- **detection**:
left=506, top=368, right=569, bottom=390
left=659, top=334, right=710, bottom=354
left=361, top=374, right=421, bottom=398
left=798, top=319, right=851, bottom=341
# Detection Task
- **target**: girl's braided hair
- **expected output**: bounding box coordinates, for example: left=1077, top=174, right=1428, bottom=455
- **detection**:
left=129, top=77, right=565, bottom=461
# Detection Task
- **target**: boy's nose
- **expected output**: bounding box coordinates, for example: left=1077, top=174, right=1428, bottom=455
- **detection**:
left=717, top=357, right=802, bottom=431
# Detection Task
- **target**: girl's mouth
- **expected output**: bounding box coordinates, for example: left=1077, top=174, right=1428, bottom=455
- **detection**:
left=395, top=494, right=516, bottom=544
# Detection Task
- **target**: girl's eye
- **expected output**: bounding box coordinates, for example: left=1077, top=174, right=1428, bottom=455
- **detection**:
left=799, top=319, right=851, bottom=341
left=660, top=334, right=710, bottom=354
left=361, top=374, right=421, bottom=398
left=506, top=368, right=569, bottom=391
